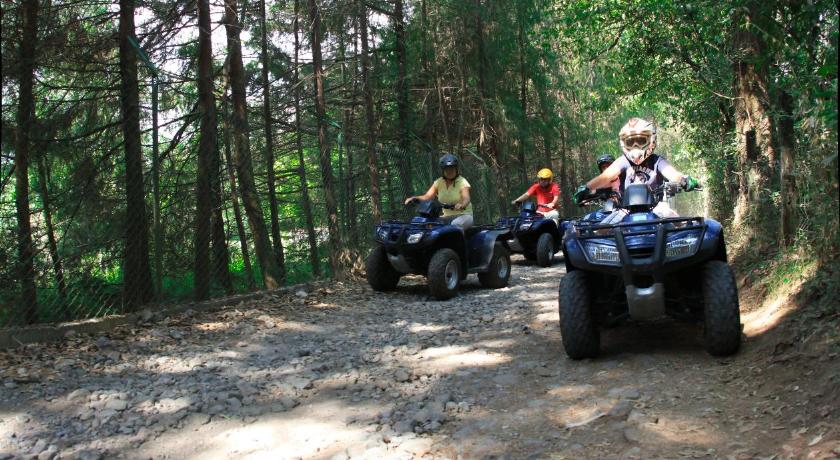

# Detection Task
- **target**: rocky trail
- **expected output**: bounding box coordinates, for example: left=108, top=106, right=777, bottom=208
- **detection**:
left=1, top=257, right=838, bottom=460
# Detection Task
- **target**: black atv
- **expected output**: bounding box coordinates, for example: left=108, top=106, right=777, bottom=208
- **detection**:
left=366, top=200, right=513, bottom=300
left=497, top=201, right=563, bottom=267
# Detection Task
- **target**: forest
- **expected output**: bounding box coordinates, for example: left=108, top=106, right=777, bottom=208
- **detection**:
left=1, top=0, right=838, bottom=326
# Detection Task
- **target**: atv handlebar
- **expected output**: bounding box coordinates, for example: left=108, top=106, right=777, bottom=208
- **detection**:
left=578, top=187, right=620, bottom=206
left=407, top=198, right=454, bottom=209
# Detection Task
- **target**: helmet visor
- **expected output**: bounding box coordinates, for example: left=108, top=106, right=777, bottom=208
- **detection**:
left=623, top=135, right=650, bottom=150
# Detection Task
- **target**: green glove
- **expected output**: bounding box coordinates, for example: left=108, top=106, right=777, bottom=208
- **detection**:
left=683, top=176, right=700, bottom=192
left=573, top=185, right=590, bottom=204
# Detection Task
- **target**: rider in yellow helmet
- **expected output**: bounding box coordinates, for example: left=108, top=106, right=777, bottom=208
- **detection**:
left=511, top=168, right=561, bottom=223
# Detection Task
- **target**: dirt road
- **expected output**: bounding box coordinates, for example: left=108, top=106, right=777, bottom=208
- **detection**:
left=1, top=257, right=838, bottom=459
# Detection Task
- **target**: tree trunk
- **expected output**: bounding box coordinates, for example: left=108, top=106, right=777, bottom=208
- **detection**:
left=731, top=2, right=779, bottom=239
left=210, top=138, right=232, bottom=294
left=778, top=90, right=797, bottom=246
left=35, top=155, right=67, bottom=303
left=15, top=0, right=39, bottom=324
left=195, top=0, right=215, bottom=300
left=420, top=0, right=440, bottom=178
left=119, top=0, right=153, bottom=309
left=309, top=0, right=342, bottom=276
left=359, top=2, right=382, bottom=223
left=517, top=6, right=529, bottom=186
left=223, top=95, right=256, bottom=291
left=473, top=0, right=506, bottom=216
left=394, top=0, right=413, bottom=198
left=260, top=0, right=286, bottom=280
left=341, top=24, right=360, bottom=243
left=294, top=0, right=320, bottom=276
left=224, top=0, right=283, bottom=289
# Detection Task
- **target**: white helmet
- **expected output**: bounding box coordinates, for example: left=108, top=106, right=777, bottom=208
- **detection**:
left=619, top=117, right=657, bottom=164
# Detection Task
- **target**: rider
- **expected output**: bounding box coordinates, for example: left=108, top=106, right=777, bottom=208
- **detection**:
left=573, top=118, right=699, bottom=218
left=597, top=154, right=621, bottom=195
left=511, top=168, right=560, bottom=224
left=404, top=153, right=473, bottom=230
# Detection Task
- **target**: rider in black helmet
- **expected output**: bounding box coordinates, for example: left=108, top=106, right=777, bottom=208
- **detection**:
left=596, top=154, right=622, bottom=194
left=597, top=155, right=614, bottom=172
left=404, top=153, right=474, bottom=230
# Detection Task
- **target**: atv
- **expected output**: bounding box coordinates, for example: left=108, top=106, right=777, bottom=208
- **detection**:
left=558, top=182, right=741, bottom=359
left=496, top=201, right=564, bottom=267
left=366, top=199, right=513, bottom=300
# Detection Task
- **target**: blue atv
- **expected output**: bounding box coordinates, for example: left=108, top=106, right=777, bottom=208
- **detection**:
left=366, top=200, right=513, bottom=300
left=559, top=182, right=741, bottom=359
left=496, top=201, right=564, bottom=267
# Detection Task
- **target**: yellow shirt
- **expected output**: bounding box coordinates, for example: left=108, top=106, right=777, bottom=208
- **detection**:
left=434, top=176, right=473, bottom=217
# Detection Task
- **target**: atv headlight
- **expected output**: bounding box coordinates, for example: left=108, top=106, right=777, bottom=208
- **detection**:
left=665, top=234, right=700, bottom=260
left=584, top=242, right=620, bottom=265
left=518, top=222, right=532, bottom=230
left=406, top=232, right=424, bottom=244
left=377, top=228, right=389, bottom=240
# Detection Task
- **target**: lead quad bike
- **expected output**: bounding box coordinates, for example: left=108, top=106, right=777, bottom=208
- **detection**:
left=366, top=199, right=513, bottom=300
left=496, top=201, right=565, bottom=267
left=559, top=182, right=741, bottom=359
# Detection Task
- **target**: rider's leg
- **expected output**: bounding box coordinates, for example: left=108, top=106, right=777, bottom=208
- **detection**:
left=449, top=214, right=474, bottom=230
left=652, top=201, right=679, bottom=218
left=600, top=209, right=628, bottom=225
left=541, top=209, right=561, bottom=226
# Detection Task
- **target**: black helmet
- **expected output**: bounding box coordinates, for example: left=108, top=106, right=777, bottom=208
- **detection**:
left=597, top=155, right=614, bottom=168
left=439, top=153, right=459, bottom=169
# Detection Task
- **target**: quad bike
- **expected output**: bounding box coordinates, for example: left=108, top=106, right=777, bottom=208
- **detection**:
left=496, top=201, right=564, bottom=267
left=366, top=199, right=513, bottom=300
left=559, top=182, right=741, bottom=359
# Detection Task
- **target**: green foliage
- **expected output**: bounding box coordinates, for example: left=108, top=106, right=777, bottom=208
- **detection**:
left=1, top=0, right=837, bottom=326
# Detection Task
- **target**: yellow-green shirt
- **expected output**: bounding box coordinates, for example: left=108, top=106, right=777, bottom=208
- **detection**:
left=434, top=176, right=473, bottom=217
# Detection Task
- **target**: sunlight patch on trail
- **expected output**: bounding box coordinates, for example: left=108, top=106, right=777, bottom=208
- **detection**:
left=416, top=346, right=510, bottom=372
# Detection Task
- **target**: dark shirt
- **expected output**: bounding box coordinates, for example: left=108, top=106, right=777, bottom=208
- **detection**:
left=613, top=154, right=673, bottom=194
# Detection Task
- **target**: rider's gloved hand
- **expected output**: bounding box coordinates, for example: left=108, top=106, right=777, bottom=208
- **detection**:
left=573, top=185, right=589, bottom=205
left=682, top=176, right=700, bottom=192
left=511, top=199, right=519, bottom=206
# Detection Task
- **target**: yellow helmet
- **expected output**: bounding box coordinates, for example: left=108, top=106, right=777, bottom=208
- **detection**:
left=537, top=168, right=553, bottom=180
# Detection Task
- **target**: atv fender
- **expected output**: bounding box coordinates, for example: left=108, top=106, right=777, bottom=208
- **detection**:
left=425, top=226, right=469, bottom=274
left=533, top=218, right=561, bottom=243
left=468, top=229, right=512, bottom=271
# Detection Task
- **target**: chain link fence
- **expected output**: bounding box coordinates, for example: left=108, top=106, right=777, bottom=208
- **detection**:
left=0, top=139, right=529, bottom=328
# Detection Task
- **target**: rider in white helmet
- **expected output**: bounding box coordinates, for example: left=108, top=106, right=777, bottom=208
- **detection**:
left=573, top=117, right=699, bottom=218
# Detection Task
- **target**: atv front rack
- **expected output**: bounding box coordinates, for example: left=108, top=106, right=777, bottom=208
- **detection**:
left=576, top=216, right=704, bottom=239
left=376, top=221, right=443, bottom=244
left=574, top=216, right=706, bottom=285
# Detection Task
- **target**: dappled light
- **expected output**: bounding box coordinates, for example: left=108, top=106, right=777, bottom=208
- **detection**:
left=1, top=0, right=838, bottom=458
left=2, top=259, right=839, bottom=458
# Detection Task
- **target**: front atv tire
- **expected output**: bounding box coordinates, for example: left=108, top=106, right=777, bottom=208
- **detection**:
left=536, top=233, right=555, bottom=267
left=702, top=261, right=741, bottom=356
left=366, top=245, right=401, bottom=291
left=558, top=270, right=600, bottom=359
left=428, top=248, right=461, bottom=300
left=478, top=243, right=511, bottom=289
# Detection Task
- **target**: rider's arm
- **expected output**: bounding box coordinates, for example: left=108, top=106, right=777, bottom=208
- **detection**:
left=585, top=162, right=623, bottom=192
left=405, top=182, right=438, bottom=205
left=454, top=186, right=471, bottom=211
left=548, top=184, right=560, bottom=209
left=512, top=191, right=531, bottom=204
left=658, top=158, right=685, bottom=183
